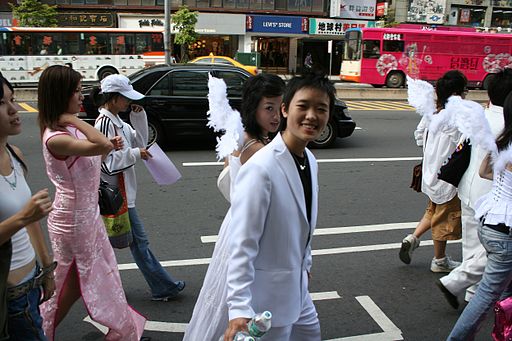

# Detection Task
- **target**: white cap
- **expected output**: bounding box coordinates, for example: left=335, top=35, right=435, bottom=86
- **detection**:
left=100, top=74, right=144, bottom=100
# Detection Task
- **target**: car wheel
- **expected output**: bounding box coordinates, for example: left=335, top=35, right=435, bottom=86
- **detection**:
left=98, top=67, right=118, bottom=80
left=386, top=72, right=405, bottom=88
left=147, top=118, right=164, bottom=147
left=309, top=121, right=336, bottom=148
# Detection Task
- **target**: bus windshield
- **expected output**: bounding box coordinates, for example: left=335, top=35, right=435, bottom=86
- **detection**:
left=344, top=30, right=361, bottom=61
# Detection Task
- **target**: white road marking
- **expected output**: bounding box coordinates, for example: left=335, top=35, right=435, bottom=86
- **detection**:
left=182, top=157, right=421, bottom=167
left=201, top=222, right=418, bottom=243
left=310, top=291, right=341, bottom=301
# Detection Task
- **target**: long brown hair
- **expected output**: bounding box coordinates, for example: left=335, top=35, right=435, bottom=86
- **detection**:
left=38, top=65, right=82, bottom=136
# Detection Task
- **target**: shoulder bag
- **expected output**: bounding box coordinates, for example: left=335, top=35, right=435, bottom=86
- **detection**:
left=438, top=139, right=471, bottom=187
left=493, top=296, right=512, bottom=341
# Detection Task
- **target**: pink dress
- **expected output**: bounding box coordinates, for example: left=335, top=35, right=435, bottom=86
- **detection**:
left=40, top=126, right=146, bottom=341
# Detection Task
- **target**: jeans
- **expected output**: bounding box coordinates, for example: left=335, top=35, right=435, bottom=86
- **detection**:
left=128, top=207, right=180, bottom=297
left=7, top=284, right=47, bottom=341
left=447, top=225, right=512, bottom=341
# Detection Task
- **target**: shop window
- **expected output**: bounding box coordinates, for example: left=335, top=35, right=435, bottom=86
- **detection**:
left=275, top=0, right=286, bottom=10
left=299, top=0, right=312, bottom=11
left=128, top=0, right=142, bottom=4
left=492, top=9, right=512, bottom=28
left=287, top=0, right=298, bottom=11
left=114, top=0, right=128, bottom=4
left=258, top=37, right=289, bottom=68
left=85, top=0, right=98, bottom=3
left=55, top=0, right=69, bottom=3
left=197, top=0, right=209, bottom=7
left=363, top=40, right=380, bottom=59
left=311, top=0, right=323, bottom=12
left=262, top=0, right=273, bottom=10
left=184, top=0, right=195, bottom=6
left=224, top=0, right=236, bottom=8
left=211, top=0, right=222, bottom=6
left=171, top=0, right=182, bottom=5
left=141, top=0, right=155, bottom=4
left=237, top=0, right=249, bottom=9
left=250, top=0, right=262, bottom=9
left=70, top=0, right=84, bottom=3
left=171, top=71, right=209, bottom=97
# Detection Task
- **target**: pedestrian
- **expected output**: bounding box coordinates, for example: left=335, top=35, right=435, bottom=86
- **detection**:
left=399, top=70, right=465, bottom=272
left=223, top=72, right=335, bottom=340
left=0, top=74, right=54, bottom=341
left=92, top=74, right=185, bottom=301
left=437, top=69, right=512, bottom=309
left=447, top=90, right=512, bottom=340
left=183, top=73, right=285, bottom=340
left=38, top=65, right=146, bottom=341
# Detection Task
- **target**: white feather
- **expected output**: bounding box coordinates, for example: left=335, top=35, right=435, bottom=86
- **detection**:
left=406, top=75, right=436, bottom=119
left=206, top=74, right=245, bottom=160
left=493, top=143, right=512, bottom=173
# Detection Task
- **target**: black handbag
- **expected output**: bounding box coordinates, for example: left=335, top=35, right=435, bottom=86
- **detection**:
left=438, top=139, right=471, bottom=187
left=98, top=180, right=124, bottom=215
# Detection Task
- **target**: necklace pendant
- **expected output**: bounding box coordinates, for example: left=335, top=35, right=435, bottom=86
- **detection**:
left=299, top=164, right=306, bottom=171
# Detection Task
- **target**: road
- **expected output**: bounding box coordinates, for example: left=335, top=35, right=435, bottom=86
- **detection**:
left=11, top=107, right=493, bottom=341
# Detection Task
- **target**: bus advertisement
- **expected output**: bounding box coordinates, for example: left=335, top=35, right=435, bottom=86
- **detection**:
left=0, top=27, right=164, bottom=84
left=340, top=27, right=512, bottom=88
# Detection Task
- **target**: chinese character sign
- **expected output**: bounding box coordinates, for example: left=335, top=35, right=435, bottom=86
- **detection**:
left=407, top=0, right=446, bottom=24
left=330, top=0, right=376, bottom=20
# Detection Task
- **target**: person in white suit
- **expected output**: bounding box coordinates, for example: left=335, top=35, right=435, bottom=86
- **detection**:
left=223, top=73, right=335, bottom=341
left=437, top=69, right=512, bottom=309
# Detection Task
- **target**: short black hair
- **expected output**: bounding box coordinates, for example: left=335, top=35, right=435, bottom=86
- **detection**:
left=280, top=72, right=336, bottom=131
left=241, top=73, right=285, bottom=141
left=488, top=68, right=512, bottom=107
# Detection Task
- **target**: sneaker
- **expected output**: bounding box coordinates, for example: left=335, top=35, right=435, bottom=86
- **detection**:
left=435, top=279, right=459, bottom=309
left=399, top=234, right=420, bottom=264
left=151, top=281, right=186, bottom=301
left=430, top=256, right=461, bottom=273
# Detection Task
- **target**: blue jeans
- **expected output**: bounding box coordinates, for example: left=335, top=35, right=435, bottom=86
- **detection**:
left=8, top=283, right=47, bottom=341
left=128, top=207, right=180, bottom=297
left=447, top=225, right=512, bottom=341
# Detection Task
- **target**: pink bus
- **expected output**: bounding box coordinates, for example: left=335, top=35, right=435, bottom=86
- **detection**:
left=339, top=27, right=512, bottom=88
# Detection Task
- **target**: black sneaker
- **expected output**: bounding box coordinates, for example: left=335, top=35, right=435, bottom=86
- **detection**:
left=436, top=279, right=459, bottom=309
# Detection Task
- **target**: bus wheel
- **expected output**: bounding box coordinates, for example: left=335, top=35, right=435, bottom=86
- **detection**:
left=309, top=120, right=337, bottom=148
left=386, top=72, right=405, bottom=88
left=98, top=67, right=118, bottom=80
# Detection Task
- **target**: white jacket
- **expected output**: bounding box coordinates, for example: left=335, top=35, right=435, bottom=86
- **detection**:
left=94, top=108, right=148, bottom=208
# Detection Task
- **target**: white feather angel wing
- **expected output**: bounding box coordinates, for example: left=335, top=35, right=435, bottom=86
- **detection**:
left=206, top=74, right=245, bottom=160
left=406, top=75, right=436, bottom=119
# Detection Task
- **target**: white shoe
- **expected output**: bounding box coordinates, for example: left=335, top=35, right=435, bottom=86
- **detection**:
left=430, top=256, right=461, bottom=273
left=399, top=234, right=420, bottom=264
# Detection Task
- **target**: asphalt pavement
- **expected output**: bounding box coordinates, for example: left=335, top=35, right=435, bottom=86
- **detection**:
left=11, top=108, right=494, bottom=341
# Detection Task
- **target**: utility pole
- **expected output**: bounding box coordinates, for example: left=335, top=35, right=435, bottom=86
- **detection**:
left=164, top=0, right=171, bottom=65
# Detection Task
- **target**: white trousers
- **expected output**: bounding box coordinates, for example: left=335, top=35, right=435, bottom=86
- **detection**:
left=440, top=200, right=487, bottom=300
left=260, top=291, right=321, bottom=341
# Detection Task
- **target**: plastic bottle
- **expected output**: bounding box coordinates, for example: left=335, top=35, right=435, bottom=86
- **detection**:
left=220, top=311, right=272, bottom=341
left=218, top=332, right=255, bottom=341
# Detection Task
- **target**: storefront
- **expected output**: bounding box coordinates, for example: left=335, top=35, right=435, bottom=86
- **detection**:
left=306, top=18, right=374, bottom=75
left=118, top=13, right=245, bottom=60
left=244, top=15, right=309, bottom=73
left=0, top=12, right=13, bottom=27
left=448, top=0, right=487, bottom=27
left=491, top=5, right=512, bottom=29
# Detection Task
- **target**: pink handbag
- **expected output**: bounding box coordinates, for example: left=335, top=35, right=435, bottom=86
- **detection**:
left=493, top=297, right=512, bottom=341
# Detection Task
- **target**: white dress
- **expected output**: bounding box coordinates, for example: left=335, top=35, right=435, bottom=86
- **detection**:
left=474, top=168, right=512, bottom=227
left=184, top=154, right=241, bottom=340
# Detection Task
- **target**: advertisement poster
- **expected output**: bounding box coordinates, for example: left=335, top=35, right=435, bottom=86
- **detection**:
left=330, top=0, right=376, bottom=20
left=407, top=0, right=447, bottom=24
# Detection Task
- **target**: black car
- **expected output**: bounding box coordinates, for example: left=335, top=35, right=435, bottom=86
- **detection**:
left=79, top=64, right=356, bottom=148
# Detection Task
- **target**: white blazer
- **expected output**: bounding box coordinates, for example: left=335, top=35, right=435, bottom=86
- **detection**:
left=226, top=133, right=318, bottom=327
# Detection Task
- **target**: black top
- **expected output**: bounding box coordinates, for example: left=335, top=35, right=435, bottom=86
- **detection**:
left=290, top=152, right=312, bottom=223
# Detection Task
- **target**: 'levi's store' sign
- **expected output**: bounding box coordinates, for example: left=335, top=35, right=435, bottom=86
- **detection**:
left=246, top=15, right=308, bottom=34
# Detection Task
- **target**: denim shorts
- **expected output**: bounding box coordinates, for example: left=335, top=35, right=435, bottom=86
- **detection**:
left=7, top=272, right=47, bottom=341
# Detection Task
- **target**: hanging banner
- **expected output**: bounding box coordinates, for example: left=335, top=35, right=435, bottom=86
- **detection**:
left=330, top=0, right=376, bottom=20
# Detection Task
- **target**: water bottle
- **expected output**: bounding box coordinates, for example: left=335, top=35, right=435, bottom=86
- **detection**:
left=218, top=332, right=255, bottom=341
left=247, top=311, right=272, bottom=338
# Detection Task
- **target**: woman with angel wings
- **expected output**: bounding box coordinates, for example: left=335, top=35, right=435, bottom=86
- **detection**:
left=183, top=73, right=285, bottom=340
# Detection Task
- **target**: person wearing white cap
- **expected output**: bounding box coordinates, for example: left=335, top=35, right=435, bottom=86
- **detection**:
left=93, top=74, right=185, bottom=301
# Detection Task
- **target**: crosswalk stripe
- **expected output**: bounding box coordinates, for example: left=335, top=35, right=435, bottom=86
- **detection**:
left=344, top=101, right=414, bottom=111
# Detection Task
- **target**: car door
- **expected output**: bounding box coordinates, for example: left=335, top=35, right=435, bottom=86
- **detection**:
left=144, top=68, right=211, bottom=141
left=212, top=69, right=248, bottom=113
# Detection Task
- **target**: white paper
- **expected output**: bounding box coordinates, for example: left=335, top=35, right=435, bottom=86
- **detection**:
left=143, top=143, right=181, bottom=185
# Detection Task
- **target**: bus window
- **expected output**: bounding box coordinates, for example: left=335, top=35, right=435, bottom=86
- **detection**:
left=62, top=32, right=80, bottom=55
left=344, top=30, right=361, bottom=61
left=32, top=33, right=63, bottom=55
left=9, top=33, right=31, bottom=55
left=363, top=40, right=380, bottom=59
left=383, top=40, right=404, bottom=53
left=84, top=33, right=108, bottom=55
left=109, top=33, right=135, bottom=55
left=0, top=33, right=8, bottom=56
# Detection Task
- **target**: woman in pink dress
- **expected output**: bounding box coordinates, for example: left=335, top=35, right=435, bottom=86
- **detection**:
left=38, top=65, right=146, bottom=340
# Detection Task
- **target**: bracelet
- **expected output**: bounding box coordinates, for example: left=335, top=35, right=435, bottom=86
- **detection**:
left=41, top=261, right=57, bottom=275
